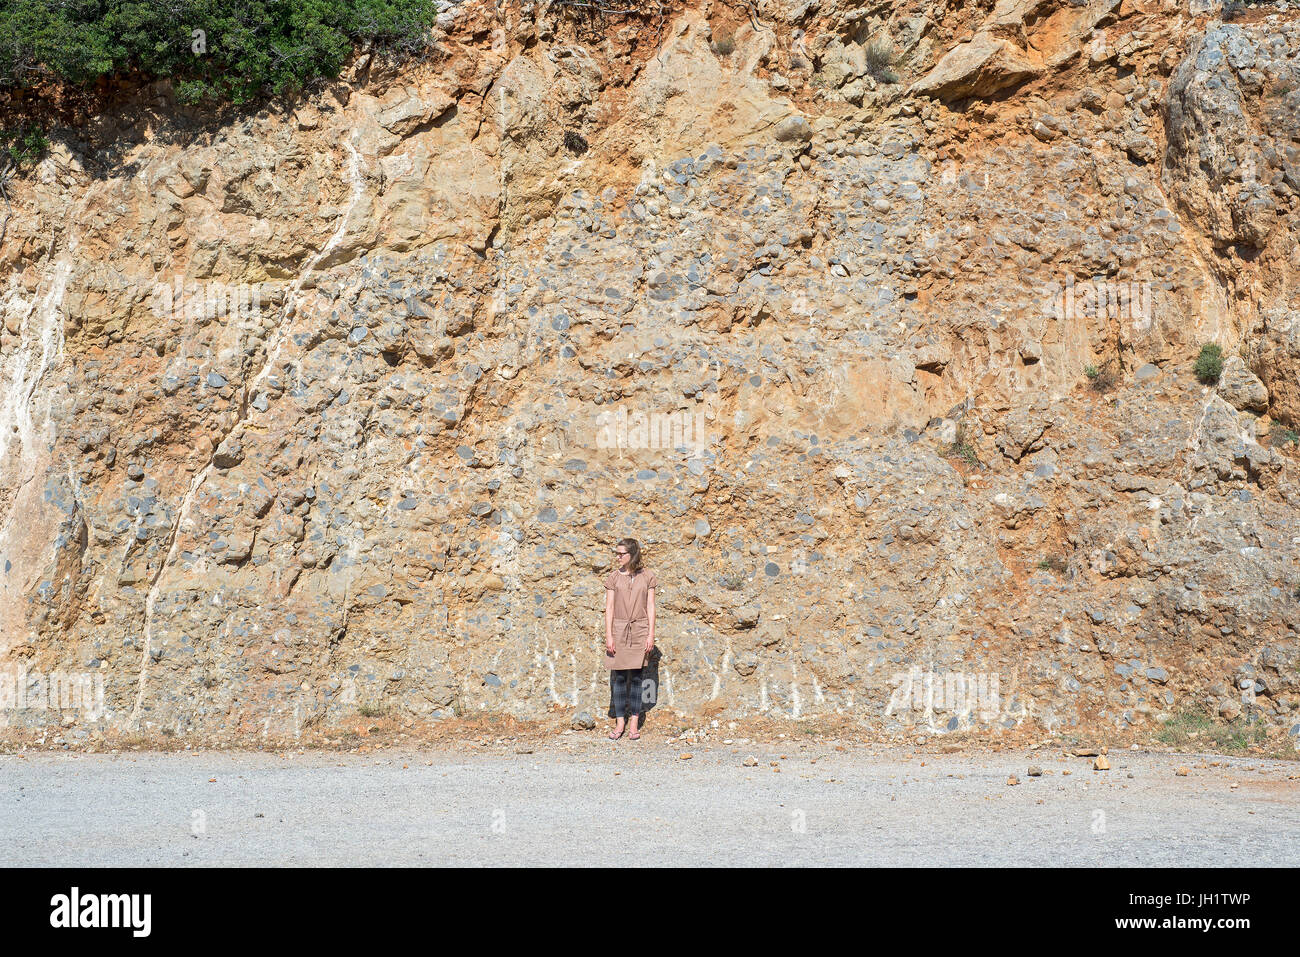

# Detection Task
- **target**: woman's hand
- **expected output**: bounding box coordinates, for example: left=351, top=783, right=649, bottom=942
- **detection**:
left=644, top=638, right=655, bottom=653
left=606, top=635, right=615, bottom=655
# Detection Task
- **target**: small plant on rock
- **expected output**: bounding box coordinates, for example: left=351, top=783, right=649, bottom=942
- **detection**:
left=1086, top=359, right=1119, bottom=393
left=1194, top=342, right=1224, bottom=383
left=945, top=418, right=981, bottom=468
left=1269, top=427, right=1299, bottom=449
left=864, top=38, right=900, bottom=84
left=563, top=130, right=588, bottom=155
left=710, top=31, right=736, bottom=56
left=1037, top=556, right=1069, bottom=574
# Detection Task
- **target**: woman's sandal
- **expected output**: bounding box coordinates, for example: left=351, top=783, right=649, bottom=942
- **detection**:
left=608, top=724, right=625, bottom=740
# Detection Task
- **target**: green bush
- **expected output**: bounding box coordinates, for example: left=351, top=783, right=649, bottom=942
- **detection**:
left=1194, top=342, right=1224, bottom=383
left=0, top=123, right=47, bottom=168
left=0, top=1, right=439, bottom=104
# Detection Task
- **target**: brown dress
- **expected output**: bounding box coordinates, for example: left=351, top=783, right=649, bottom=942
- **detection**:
left=604, top=568, right=658, bottom=670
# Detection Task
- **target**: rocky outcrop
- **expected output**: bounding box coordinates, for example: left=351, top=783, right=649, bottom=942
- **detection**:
left=909, top=0, right=1123, bottom=102
left=1, top=0, right=1299, bottom=748
left=1164, top=25, right=1280, bottom=253
left=910, top=32, right=1042, bottom=101
left=1217, top=355, right=1269, bottom=413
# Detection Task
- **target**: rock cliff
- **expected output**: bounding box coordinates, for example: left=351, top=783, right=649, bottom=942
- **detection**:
left=2, top=0, right=1299, bottom=747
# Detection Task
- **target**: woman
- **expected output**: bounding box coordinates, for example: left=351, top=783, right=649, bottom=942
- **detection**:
left=604, top=538, right=657, bottom=740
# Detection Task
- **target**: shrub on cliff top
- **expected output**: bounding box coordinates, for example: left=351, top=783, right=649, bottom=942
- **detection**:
left=0, top=0, right=438, bottom=104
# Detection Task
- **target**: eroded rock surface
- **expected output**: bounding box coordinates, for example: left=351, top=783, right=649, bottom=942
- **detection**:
left=1, top=0, right=1298, bottom=747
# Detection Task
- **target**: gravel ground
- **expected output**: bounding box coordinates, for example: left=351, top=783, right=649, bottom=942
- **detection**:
left=3, top=740, right=1296, bottom=866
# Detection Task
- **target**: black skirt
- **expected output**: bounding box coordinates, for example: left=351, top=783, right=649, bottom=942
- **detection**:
left=607, top=647, right=662, bottom=718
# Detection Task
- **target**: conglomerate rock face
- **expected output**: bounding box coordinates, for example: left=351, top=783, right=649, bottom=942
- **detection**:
left=1, top=0, right=1299, bottom=744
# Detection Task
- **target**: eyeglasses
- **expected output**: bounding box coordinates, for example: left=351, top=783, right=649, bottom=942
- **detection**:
left=613, top=550, right=628, bottom=555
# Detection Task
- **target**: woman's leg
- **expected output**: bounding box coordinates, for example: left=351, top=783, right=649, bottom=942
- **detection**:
left=617, top=669, right=633, bottom=716
left=627, top=666, right=643, bottom=737
left=608, top=670, right=628, bottom=737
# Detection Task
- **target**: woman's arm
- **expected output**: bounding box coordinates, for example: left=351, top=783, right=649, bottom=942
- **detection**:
left=646, top=587, right=655, bottom=649
left=605, top=588, right=615, bottom=654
